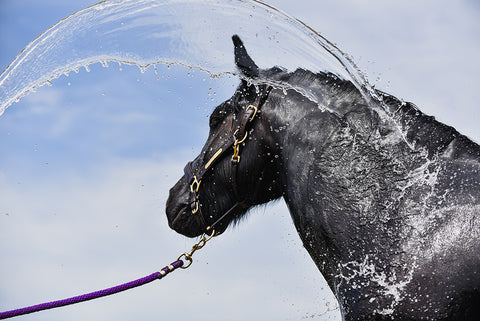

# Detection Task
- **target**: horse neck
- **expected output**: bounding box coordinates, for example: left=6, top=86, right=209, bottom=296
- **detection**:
left=264, top=84, right=473, bottom=271
left=262, top=78, right=480, bottom=316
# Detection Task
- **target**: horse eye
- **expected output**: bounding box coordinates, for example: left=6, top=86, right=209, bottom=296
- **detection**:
left=209, top=111, right=223, bottom=128
left=209, top=116, right=216, bottom=128
left=209, top=105, right=231, bottom=128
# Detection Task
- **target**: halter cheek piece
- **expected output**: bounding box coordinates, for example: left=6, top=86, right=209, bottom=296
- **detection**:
left=183, top=86, right=272, bottom=233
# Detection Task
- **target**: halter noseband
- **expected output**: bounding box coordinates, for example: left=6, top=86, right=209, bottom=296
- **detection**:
left=183, top=86, right=271, bottom=233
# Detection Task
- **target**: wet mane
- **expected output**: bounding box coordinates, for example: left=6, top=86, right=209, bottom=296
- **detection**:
left=270, top=67, right=480, bottom=160
left=273, top=68, right=366, bottom=116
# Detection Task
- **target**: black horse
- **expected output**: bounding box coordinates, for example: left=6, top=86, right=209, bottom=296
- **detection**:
left=166, top=36, right=480, bottom=320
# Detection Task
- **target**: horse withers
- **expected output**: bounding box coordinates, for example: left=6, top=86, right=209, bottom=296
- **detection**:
left=166, top=35, right=480, bottom=320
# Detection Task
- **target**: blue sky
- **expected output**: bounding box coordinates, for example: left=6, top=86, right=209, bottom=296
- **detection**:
left=0, top=1, right=479, bottom=321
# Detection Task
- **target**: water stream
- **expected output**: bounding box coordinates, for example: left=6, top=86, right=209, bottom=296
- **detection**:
left=0, top=1, right=389, bottom=320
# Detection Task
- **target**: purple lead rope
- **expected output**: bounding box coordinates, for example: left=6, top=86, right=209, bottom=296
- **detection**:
left=0, top=260, right=184, bottom=320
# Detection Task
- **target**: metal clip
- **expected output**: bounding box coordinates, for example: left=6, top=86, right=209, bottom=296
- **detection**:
left=177, top=230, right=217, bottom=269
left=232, top=144, right=240, bottom=163
left=232, top=129, right=248, bottom=163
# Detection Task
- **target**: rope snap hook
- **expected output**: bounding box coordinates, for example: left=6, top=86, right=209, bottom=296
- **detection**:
left=177, top=230, right=217, bottom=269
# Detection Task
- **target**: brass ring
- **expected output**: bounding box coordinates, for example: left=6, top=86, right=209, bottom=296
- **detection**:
left=177, top=253, right=193, bottom=269
left=233, top=129, right=248, bottom=145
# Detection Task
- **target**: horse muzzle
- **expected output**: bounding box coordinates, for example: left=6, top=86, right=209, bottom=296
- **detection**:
left=166, top=177, right=205, bottom=238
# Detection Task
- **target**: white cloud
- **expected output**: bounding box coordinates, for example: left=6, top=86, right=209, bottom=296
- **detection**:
left=0, top=153, right=339, bottom=321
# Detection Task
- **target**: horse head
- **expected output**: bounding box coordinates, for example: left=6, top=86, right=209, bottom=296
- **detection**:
left=166, top=36, right=283, bottom=237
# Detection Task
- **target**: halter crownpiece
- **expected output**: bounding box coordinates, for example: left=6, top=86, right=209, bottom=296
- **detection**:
left=183, top=85, right=272, bottom=233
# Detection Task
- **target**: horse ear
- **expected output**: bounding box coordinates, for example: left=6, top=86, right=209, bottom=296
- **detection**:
left=232, top=35, right=259, bottom=78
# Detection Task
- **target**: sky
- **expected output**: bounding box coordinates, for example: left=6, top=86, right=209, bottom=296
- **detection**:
left=0, top=1, right=479, bottom=321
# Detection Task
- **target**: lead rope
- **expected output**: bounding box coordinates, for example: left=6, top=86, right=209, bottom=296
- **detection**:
left=0, top=231, right=217, bottom=320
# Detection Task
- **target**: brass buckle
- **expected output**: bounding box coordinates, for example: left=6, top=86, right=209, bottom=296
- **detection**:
left=190, top=176, right=201, bottom=193
left=190, top=176, right=201, bottom=214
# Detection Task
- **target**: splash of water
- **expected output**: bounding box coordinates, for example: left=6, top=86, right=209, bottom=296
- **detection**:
left=0, top=0, right=374, bottom=117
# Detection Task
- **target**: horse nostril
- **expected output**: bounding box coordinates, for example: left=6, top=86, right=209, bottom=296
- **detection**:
left=165, top=177, right=192, bottom=226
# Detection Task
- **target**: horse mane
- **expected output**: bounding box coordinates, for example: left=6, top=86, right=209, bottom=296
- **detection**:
left=271, top=68, right=480, bottom=160
left=275, top=68, right=365, bottom=116
left=379, top=91, right=480, bottom=159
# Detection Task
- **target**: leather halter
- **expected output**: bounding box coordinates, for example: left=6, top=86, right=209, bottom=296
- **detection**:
left=183, top=85, right=272, bottom=233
